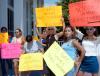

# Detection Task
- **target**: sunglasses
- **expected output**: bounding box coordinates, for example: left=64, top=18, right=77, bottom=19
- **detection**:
left=15, top=32, right=19, bottom=33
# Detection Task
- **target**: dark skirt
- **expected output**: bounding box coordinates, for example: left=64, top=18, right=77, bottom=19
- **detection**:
left=79, top=56, right=99, bottom=73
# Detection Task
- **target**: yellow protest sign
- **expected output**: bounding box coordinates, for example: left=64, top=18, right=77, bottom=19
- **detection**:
left=33, top=36, right=39, bottom=41
left=44, top=41, right=74, bottom=76
left=36, top=6, right=63, bottom=27
left=0, top=33, right=8, bottom=44
left=19, top=53, right=43, bottom=72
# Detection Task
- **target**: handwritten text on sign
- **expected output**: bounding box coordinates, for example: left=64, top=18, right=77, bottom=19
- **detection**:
left=36, top=6, right=63, bottom=27
left=44, top=42, right=74, bottom=76
left=1, top=43, right=22, bottom=59
left=19, top=53, right=43, bottom=72
left=69, top=0, right=100, bottom=27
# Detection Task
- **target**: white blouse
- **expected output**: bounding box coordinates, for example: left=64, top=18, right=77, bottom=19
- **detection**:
left=23, top=40, right=41, bottom=53
left=82, top=40, right=98, bottom=56
left=76, top=29, right=100, bottom=56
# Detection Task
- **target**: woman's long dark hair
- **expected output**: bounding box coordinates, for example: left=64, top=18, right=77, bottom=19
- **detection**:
left=26, top=35, right=33, bottom=43
left=83, top=27, right=99, bottom=37
left=63, top=25, right=76, bottom=42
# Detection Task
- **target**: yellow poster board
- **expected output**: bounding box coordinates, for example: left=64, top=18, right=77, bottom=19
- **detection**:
left=33, top=36, right=39, bottom=41
left=19, top=53, right=43, bottom=72
left=0, top=33, right=8, bottom=44
left=36, top=6, right=63, bottom=27
left=44, top=41, right=74, bottom=76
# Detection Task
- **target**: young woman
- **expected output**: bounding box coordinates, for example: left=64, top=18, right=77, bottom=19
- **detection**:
left=11, top=28, right=25, bottom=76
left=23, top=35, right=43, bottom=53
left=77, top=27, right=100, bottom=76
left=21, top=35, right=43, bottom=76
left=61, top=26, right=85, bottom=76
left=0, top=27, right=14, bottom=76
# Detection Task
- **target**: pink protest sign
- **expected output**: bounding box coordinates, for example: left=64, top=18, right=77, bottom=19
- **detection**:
left=1, top=43, right=22, bottom=59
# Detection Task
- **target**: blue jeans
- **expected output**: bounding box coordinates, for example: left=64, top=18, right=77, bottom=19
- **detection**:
left=65, top=67, right=76, bottom=76
left=0, top=59, right=14, bottom=76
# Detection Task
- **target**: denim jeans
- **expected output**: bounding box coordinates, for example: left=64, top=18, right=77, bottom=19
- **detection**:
left=65, top=67, right=76, bottom=76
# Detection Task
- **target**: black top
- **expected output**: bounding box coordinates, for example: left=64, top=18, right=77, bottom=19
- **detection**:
left=44, top=34, right=56, bottom=51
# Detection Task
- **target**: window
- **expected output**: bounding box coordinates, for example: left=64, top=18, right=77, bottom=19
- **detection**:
left=8, top=0, right=14, bottom=7
left=8, top=8, right=14, bottom=36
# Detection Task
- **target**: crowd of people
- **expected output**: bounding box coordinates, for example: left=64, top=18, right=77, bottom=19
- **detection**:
left=0, top=24, right=100, bottom=76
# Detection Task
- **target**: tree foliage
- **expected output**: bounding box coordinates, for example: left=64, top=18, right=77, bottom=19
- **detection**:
left=57, top=0, right=79, bottom=25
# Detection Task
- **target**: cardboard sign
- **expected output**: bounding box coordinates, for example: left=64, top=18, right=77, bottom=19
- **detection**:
left=0, top=33, right=8, bottom=44
left=19, top=53, right=43, bottom=72
left=44, top=41, right=74, bottom=76
left=69, top=0, right=100, bottom=27
left=36, top=6, right=63, bottom=27
left=1, top=43, right=22, bottom=59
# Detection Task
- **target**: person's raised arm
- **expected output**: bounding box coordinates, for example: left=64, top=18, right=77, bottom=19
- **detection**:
left=36, top=27, right=47, bottom=39
left=75, top=27, right=84, bottom=40
left=55, top=17, right=66, bottom=40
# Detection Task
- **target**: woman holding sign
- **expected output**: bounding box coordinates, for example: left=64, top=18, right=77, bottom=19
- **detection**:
left=21, top=35, right=43, bottom=76
left=11, top=28, right=25, bottom=76
left=61, top=26, right=85, bottom=76
left=23, top=35, right=44, bottom=53
left=0, top=27, right=14, bottom=76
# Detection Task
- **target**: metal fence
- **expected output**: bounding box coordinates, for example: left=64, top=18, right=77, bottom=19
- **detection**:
left=57, top=41, right=64, bottom=46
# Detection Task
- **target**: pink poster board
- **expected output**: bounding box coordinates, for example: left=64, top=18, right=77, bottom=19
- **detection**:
left=1, top=43, right=22, bottom=59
